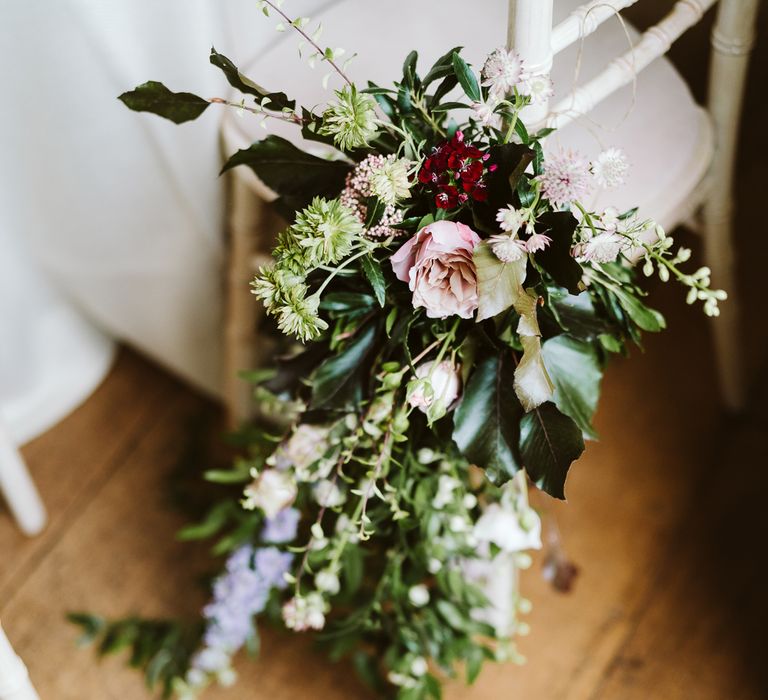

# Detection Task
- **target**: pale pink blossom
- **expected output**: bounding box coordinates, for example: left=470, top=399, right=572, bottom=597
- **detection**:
left=481, top=48, right=525, bottom=98
left=537, top=150, right=591, bottom=209
left=579, top=232, right=624, bottom=263
left=391, top=221, right=481, bottom=319
left=408, top=360, right=461, bottom=414
left=525, top=232, right=552, bottom=253
left=489, top=234, right=527, bottom=263
left=518, top=71, right=554, bottom=105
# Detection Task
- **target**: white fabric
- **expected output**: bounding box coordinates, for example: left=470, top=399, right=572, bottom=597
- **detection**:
left=0, top=0, right=332, bottom=440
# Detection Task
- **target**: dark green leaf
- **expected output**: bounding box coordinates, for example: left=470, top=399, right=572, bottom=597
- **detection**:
left=610, top=284, right=666, bottom=332
left=453, top=355, right=524, bottom=483
left=311, top=323, right=378, bottom=409
left=118, top=81, right=209, bottom=124
left=209, top=48, right=295, bottom=111
left=360, top=255, right=386, bottom=307
left=176, top=502, right=233, bottom=541
left=451, top=52, right=481, bottom=103
left=364, top=196, right=386, bottom=228
left=535, top=211, right=584, bottom=294
left=542, top=336, right=602, bottom=439
left=221, top=135, right=351, bottom=214
left=342, top=545, right=364, bottom=594
left=423, top=46, right=463, bottom=86
left=520, top=402, right=584, bottom=499
left=430, top=74, right=459, bottom=106
left=402, top=50, right=419, bottom=90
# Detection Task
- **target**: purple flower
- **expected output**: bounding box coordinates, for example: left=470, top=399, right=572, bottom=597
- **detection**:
left=262, top=508, right=300, bottom=543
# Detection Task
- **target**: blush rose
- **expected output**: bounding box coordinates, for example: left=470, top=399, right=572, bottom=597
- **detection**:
left=390, top=220, right=481, bottom=318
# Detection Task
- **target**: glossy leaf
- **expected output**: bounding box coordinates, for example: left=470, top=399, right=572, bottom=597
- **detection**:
left=118, top=81, right=209, bottom=124
left=535, top=211, right=583, bottom=294
left=520, top=402, right=584, bottom=499
left=311, top=323, right=378, bottom=409
left=453, top=355, right=523, bottom=483
left=474, top=243, right=527, bottom=321
left=542, top=335, right=602, bottom=439
left=451, top=52, right=481, bottom=103
left=221, top=135, right=351, bottom=214
left=209, top=48, right=295, bottom=111
left=361, top=255, right=386, bottom=307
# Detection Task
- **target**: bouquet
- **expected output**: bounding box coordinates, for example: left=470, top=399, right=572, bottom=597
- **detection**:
left=72, top=3, right=724, bottom=698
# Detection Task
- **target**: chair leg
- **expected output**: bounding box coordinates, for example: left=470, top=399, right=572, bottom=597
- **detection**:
left=0, top=624, right=40, bottom=700
left=702, top=0, right=760, bottom=411
left=0, top=423, right=46, bottom=536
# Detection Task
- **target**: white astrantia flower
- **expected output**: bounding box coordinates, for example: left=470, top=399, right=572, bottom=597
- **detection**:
left=313, top=478, right=346, bottom=508
left=537, top=149, right=592, bottom=209
left=408, top=584, right=430, bottom=607
left=407, top=360, right=461, bottom=418
left=591, top=147, right=629, bottom=189
left=472, top=98, right=502, bottom=128
left=369, top=156, right=412, bottom=205
left=481, top=47, right=525, bottom=98
left=518, top=71, right=554, bottom=105
left=496, top=205, right=527, bottom=235
left=525, top=232, right=552, bottom=253
left=489, top=233, right=527, bottom=263
left=242, top=469, right=297, bottom=518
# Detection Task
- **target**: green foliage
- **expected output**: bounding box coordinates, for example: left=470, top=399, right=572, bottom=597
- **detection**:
left=68, top=614, right=200, bottom=699
left=209, top=48, right=295, bottom=111
left=221, top=135, right=352, bottom=215
left=453, top=354, right=523, bottom=484
left=451, top=53, right=481, bottom=103
left=118, top=82, right=209, bottom=124
left=520, top=403, right=585, bottom=499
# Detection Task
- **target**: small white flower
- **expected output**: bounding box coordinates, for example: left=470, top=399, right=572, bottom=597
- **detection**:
left=313, top=478, right=346, bottom=508
left=408, top=584, right=430, bottom=607
left=538, top=150, right=592, bottom=209
left=282, top=592, right=328, bottom=631
left=473, top=503, right=542, bottom=553
left=410, top=657, right=429, bottom=677
left=472, top=98, right=502, bottom=128
left=407, top=360, right=461, bottom=417
left=370, top=156, right=412, bottom=205
left=525, top=232, right=552, bottom=253
left=427, top=557, right=443, bottom=574
left=591, top=147, right=629, bottom=189
left=270, top=424, right=330, bottom=480
left=489, top=234, right=527, bottom=263
left=242, top=469, right=297, bottom=518
left=496, top=205, right=527, bottom=234
left=315, top=568, right=341, bottom=595
left=481, top=47, right=525, bottom=98
left=518, top=71, right=554, bottom=105
left=580, top=232, right=625, bottom=263
left=449, top=514, right=468, bottom=533
left=463, top=493, right=478, bottom=509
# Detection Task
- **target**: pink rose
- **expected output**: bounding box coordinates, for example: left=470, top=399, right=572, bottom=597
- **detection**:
left=391, top=220, right=481, bottom=318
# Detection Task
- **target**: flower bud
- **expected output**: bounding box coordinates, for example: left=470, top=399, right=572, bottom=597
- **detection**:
left=407, top=360, right=461, bottom=419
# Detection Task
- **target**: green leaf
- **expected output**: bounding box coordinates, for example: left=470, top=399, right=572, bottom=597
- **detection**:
left=451, top=52, right=481, bottom=103
left=423, top=46, right=463, bottom=86
left=209, top=48, right=295, bottom=111
left=342, top=545, right=364, bottom=594
left=176, top=502, right=232, bottom=541
left=542, top=336, right=602, bottom=439
left=453, top=355, right=524, bottom=483
left=402, top=50, right=419, bottom=90
left=610, top=284, right=666, bottom=332
left=311, top=323, right=378, bottom=409
left=520, top=402, right=584, bottom=499
left=360, top=255, right=386, bottom=307
left=118, top=81, right=209, bottom=124
left=474, top=243, right=527, bottom=321
left=535, top=211, right=583, bottom=294
left=364, top=196, right=386, bottom=228
left=221, top=135, right=351, bottom=214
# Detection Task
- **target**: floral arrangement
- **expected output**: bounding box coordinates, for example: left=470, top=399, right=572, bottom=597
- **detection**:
left=71, top=3, right=725, bottom=699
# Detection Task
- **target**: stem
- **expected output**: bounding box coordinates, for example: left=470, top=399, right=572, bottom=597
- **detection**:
left=262, top=0, right=353, bottom=87
left=314, top=248, right=370, bottom=296
left=208, top=97, right=303, bottom=124
left=358, top=429, right=394, bottom=539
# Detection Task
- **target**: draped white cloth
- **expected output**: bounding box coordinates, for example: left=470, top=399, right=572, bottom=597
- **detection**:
left=0, top=0, right=328, bottom=438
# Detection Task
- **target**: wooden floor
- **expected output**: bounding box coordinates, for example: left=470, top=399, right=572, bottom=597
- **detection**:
left=4, top=7, right=768, bottom=700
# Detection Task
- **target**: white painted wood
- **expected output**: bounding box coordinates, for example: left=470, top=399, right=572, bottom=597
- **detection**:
left=551, top=0, right=640, bottom=55
left=0, top=625, right=39, bottom=700
left=507, top=0, right=554, bottom=123
left=547, top=0, right=717, bottom=129
left=702, top=0, right=760, bottom=410
left=0, top=421, right=46, bottom=536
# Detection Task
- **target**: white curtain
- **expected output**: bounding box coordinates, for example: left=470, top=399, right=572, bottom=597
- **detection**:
left=0, top=0, right=328, bottom=409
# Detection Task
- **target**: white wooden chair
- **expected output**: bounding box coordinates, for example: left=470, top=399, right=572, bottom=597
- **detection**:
left=219, top=0, right=759, bottom=418
left=0, top=624, right=39, bottom=700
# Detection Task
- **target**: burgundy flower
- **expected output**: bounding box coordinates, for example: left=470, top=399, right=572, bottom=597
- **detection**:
left=416, top=131, right=493, bottom=213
